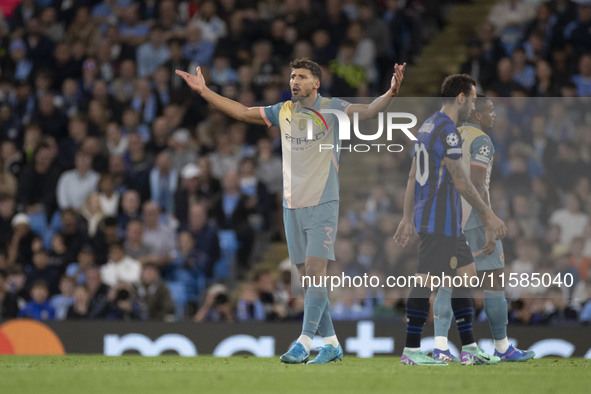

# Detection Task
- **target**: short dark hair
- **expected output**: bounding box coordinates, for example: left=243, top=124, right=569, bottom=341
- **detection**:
left=32, top=280, right=49, bottom=290
left=441, top=74, right=476, bottom=103
left=289, top=58, right=322, bottom=80
left=474, top=94, right=492, bottom=113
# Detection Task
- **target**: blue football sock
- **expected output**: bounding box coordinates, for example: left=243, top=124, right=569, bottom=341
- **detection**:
left=302, top=285, right=328, bottom=339
left=433, top=286, right=453, bottom=338
left=484, top=290, right=508, bottom=340
left=318, top=299, right=336, bottom=338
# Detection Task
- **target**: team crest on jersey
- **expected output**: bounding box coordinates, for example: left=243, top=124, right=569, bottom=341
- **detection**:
left=450, top=256, right=458, bottom=269
left=446, top=133, right=459, bottom=147
left=479, top=145, right=491, bottom=157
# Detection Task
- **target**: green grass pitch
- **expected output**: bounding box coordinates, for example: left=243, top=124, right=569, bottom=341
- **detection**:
left=0, top=356, right=588, bottom=394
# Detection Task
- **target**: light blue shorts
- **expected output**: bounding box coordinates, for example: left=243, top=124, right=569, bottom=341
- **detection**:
left=464, top=226, right=505, bottom=271
left=283, top=201, right=339, bottom=264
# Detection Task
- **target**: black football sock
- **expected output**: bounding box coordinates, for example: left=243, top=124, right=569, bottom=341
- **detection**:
left=405, top=286, right=432, bottom=348
left=452, top=286, right=475, bottom=346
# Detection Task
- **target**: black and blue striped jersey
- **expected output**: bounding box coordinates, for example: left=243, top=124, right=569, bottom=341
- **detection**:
left=413, top=112, right=463, bottom=237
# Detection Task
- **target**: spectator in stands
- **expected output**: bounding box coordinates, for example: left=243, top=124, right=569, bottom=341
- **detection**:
left=491, top=57, right=523, bottom=96
left=488, top=0, right=535, bottom=55
left=18, top=280, right=55, bottom=320
left=236, top=282, right=265, bottom=321
left=32, top=93, right=69, bottom=141
left=211, top=170, right=254, bottom=272
left=547, top=141, right=589, bottom=191
left=136, top=24, right=170, bottom=78
left=49, top=275, right=75, bottom=320
left=564, top=1, right=591, bottom=53
left=184, top=203, right=219, bottom=281
left=533, top=59, right=560, bottom=97
left=0, top=195, right=15, bottom=252
left=153, top=66, right=173, bottom=117
left=118, top=2, right=149, bottom=48
left=191, top=0, right=227, bottom=44
left=571, top=53, right=591, bottom=97
left=101, top=241, right=141, bottom=287
left=137, top=263, right=175, bottom=321
left=141, top=201, right=176, bottom=265
left=110, top=59, right=138, bottom=105
left=175, top=163, right=204, bottom=225
left=164, top=38, right=191, bottom=101
left=238, top=157, right=270, bottom=231
left=65, top=245, right=95, bottom=285
left=86, top=266, right=109, bottom=318
left=47, top=233, right=68, bottom=274
left=97, top=174, right=120, bottom=218
left=59, top=208, right=87, bottom=265
left=549, top=193, right=590, bottom=246
left=106, top=123, right=129, bottom=156
left=124, top=219, right=157, bottom=265
left=196, top=156, right=221, bottom=201
left=18, top=142, right=60, bottom=216
left=130, top=78, right=158, bottom=125
left=184, top=23, right=214, bottom=67
left=511, top=47, right=536, bottom=90
left=0, top=156, right=17, bottom=201
left=167, top=129, right=196, bottom=174
left=568, top=236, right=591, bottom=283
left=193, top=283, right=234, bottom=322
left=253, top=269, right=287, bottom=321
left=0, top=268, right=19, bottom=319
left=26, top=248, right=60, bottom=295
left=208, top=132, right=241, bottom=180
left=123, top=132, right=153, bottom=200
left=460, top=39, right=497, bottom=91
left=66, top=284, right=90, bottom=320
left=56, top=151, right=100, bottom=211
left=103, top=286, right=143, bottom=320
left=80, top=193, right=105, bottom=238
left=7, top=213, right=37, bottom=268
left=149, top=151, right=178, bottom=214
left=116, top=191, right=140, bottom=238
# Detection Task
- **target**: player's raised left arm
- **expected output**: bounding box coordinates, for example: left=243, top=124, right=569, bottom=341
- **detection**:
left=345, top=63, right=406, bottom=120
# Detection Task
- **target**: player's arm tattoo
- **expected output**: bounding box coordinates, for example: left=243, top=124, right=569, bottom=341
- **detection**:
left=444, top=157, right=492, bottom=218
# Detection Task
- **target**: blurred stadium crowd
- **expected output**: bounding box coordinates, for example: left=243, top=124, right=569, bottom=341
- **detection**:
left=0, top=0, right=589, bottom=325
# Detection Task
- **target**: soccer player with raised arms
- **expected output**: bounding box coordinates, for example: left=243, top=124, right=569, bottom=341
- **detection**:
left=394, top=74, right=507, bottom=366
left=177, top=59, right=405, bottom=364
left=431, top=96, right=535, bottom=362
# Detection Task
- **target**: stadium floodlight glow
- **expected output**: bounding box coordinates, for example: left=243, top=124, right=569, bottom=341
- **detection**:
left=305, top=110, right=418, bottom=142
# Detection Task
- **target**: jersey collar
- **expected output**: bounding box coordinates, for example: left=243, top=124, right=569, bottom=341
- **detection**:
left=461, top=122, right=482, bottom=130
left=294, top=94, right=322, bottom=112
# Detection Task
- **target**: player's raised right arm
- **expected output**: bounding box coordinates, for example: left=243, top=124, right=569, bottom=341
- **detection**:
left=176, top=67, right=267, bottom=126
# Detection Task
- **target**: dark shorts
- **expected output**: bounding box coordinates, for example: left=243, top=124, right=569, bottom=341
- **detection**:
left=417, top=233, right=474, bottom=275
